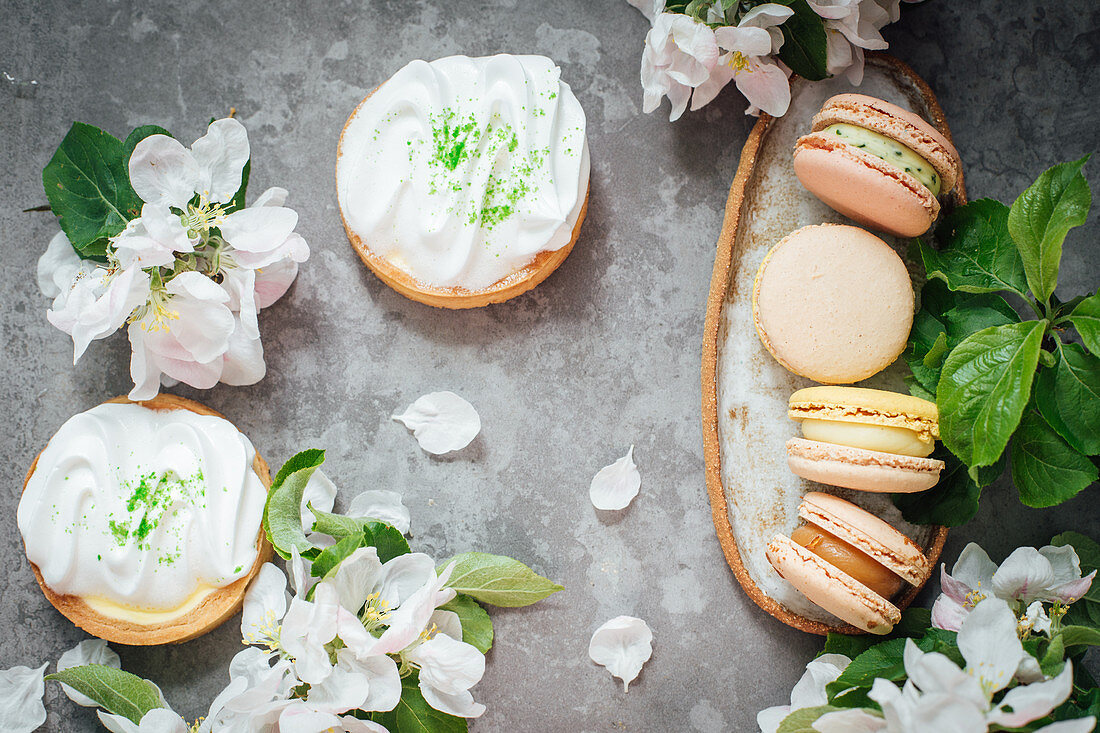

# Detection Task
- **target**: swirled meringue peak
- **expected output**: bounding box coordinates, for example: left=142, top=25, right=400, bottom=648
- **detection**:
left=18, top=403, right=266, bottom=618
left=337, top=54, right=590, bottom=291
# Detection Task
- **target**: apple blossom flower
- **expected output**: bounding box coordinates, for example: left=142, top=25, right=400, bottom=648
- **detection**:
left=690, top=4, right=794, bottom=117
left=38, top=117, right=308, bottom=401
left=815, top=599, right=1079, bottom=732
left=932, top=542, right=1094, bottom=632
left=640, top=13, right=720, bottom=121
left=404, top=632, right=487, bottom=717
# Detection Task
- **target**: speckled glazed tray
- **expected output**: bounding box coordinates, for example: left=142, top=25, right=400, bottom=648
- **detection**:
left=701, top=55, right=962, bottom=635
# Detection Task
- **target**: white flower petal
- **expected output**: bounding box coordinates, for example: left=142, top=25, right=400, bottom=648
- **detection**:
left=374, top=553, right=437, bottom=609
left=326, top=546, right=384, bottom=610
left=38, top=231, right=82, bottom=298
left=252, top=186, right=288, bottom=208
left=129, top=134, right=201, bottom=209
left=348, top=490, right=411, bottom=534
left=989, top=662, right=1075, bottom=727
left=344, top=653, right=401, bottom=713
left=392, top=392, right=481, bottom=454
left=406, top=634, right=485, bottom=697
left=956, top=597, right=1024, bottom=697
left=190, top=118, right=250, bottom=204
left=0, top=663, right=48, bottom=732
left=430, top=609, right=464, bottom=641
left=812, top=708, right=887, bottom=732
left=138, top=708, right=189, bottom=733
left=789, top=653, right=850, bottom=709
left=305, top=653, right=371, bottom=714
left=588, top=615, right=653, bottom=691
left=993, top=547, right=1057, bottom=603
left=589, top=446, right=641, bottom=511
left=419, top=685, right=486, bottom=719
left=57, top=639, right=121, bottom=706
left=242, top=563, right=289, bottom=643
left=301, top=469, right=339, bottom=532
left=251, top=254, right=304, bottom=306
left=99, top=710, right=140, bottom=733
left=218, top=317, right=266, bottom=387
left=734, top=58, right=791, bottom=117
left=757, top=705, right=792, bottom=733
left=930, top=593, right=967, bottom=632
left=220, top=206, right=299, bottom=254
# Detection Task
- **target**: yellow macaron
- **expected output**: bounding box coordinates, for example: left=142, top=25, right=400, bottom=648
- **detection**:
left=787, top=386, right=944, bottom=493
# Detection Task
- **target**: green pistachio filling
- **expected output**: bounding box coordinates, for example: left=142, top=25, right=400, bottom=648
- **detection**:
left=824, top=123, right=941, bottom=196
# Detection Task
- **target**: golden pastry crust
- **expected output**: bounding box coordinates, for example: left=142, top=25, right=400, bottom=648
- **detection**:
left=22, top=393, right=272, bottom=646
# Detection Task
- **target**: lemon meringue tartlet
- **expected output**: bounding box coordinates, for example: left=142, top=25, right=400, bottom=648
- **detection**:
left=337, top=53, right=591, bottom=308
left=18, top=394, right=272, bottom=645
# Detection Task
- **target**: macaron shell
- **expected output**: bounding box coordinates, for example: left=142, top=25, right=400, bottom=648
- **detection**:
left=812, top=93, right=960, bottom=192
left=767, top=535, right=900, bottom=634
left=794, top=135, right=939, bottom=237
left=787, top=437, right=943, bottom=493
left=752, top=224, right=914, bottom=384
left=789, top=385, right=939, bottom=438
left=799, top=491, right=930, bottom=585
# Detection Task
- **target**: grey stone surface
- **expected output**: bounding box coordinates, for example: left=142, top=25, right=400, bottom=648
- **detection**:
left=2, top=1, right=1099, bottom=730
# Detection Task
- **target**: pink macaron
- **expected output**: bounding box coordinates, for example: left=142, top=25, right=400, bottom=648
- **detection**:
left=793, top=94, right=961, bottom=237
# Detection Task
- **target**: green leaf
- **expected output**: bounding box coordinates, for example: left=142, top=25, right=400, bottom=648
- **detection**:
left=1010, top=410, right=1098, bottom=508
left=1035, top=344, right=1100, bottom=455
left=45, top=665, right=161, bottom=725
left=1040, top=633, right=1066, bottom=677
left=922, top=331, right=949, bottom=369
left=893, top=446, right=987, bottom=526
left=365, top=521, right=412, bottom=563
left=263, top=449, right=326, bottom=560
left=777, top=706, right=855, bottom=733
left=440, top=552, right=563, bottom=607
left=370, top=671, right=468, bottom=733
left=1068, top=291, right=1100, bottom=355
left=438, top=594, right=494, bottom=653
left=1061, top=625, right=1100, bottom=648
left=919, top=199, right=1028, bottom=296
left=773, top=0, right=828, bottom=81
left=826, top=638, right=906, bottom=699
left=906, top=280, right=1021, bottom=397
left=311, top=530, right=368, bottom=578
left=229, top=158, right=251, bottom=212
left=42, top=123, right=144, bottom=258
left=309, top=507, right=411, bottom=563
left=1008, top=157, right=1091, bottom=304
left=938, top=320, right=1046, bottom=472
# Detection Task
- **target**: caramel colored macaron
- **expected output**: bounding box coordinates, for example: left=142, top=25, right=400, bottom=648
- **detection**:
left=766, top=492, right=931, bottom=634
left=793, top=94, right=961, bottom=237
left=752, top=225, right=914, bottom=384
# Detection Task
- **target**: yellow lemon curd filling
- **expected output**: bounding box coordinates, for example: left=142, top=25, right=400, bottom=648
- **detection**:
left=823, top=123, right=941, bottom=195
left=801, top=418, right=935, bottom=458
left=83, top=584, right=218, bottom=625
left=791, top=522, right=904, bottom=598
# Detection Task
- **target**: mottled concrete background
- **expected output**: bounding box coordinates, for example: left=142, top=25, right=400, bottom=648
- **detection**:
left=3, top=1, right=1099, bottom=730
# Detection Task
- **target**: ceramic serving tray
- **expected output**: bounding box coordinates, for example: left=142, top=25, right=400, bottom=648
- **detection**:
left=701, top=54, right=963, bottom=635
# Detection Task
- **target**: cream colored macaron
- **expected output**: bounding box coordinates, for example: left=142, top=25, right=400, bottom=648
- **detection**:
left=752, top=225, right=915, bottom=384
left=787, top=386, right=944, bottom=493
left=766, top=492, right=931, bottom=634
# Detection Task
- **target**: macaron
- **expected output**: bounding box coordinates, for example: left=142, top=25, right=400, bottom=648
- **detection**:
left=752, top=224, right=914, bottom=384
left=793, top=94, right=961, bottom=237
left=766, top=492, right=931, bottom=634
left=787, top=386, right=945, bottom=493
